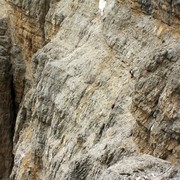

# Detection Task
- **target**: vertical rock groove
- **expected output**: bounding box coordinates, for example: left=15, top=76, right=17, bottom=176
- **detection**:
left=0, top=17, right=14, bottom=180
left=168, top=0, right=173, bottom=25
left=7, top=0, right=51, bottom=81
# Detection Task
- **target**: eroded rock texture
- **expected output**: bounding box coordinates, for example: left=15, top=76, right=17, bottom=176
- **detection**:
left=100, top=154, right=180, bottom=179
left=0, top=0, right=179, bottom=179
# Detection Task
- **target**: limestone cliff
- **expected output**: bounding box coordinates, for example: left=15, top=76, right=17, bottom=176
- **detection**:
left=0, top=0, right=180, bottom=179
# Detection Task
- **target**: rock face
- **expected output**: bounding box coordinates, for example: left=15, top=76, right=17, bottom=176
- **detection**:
left=0, top=0, right=180, bottom=179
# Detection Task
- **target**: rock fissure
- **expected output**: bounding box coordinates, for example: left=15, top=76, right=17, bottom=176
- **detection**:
left=0, top=16, right=22, bottom=179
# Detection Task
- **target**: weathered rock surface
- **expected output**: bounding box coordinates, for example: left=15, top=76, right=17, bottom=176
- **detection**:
left=0, top=0, right=180, bottom=179
left=100, top=154, right=180, bottom=180
left=129, top=0, right=180, bottom=164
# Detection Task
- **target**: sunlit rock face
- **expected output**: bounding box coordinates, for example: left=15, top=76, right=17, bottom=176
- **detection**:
left=0, top=0, right=180, bottom=179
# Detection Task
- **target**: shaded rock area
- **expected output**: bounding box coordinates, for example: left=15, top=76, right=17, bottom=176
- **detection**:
left=0, top=9, right=25, bottom=179
left=0, top=0, right=179, bottom=179
left=0, top=17, right=14, bottom=180
left=131, top=0, right=180, bottom=26
left=7, top=0, right=51, bottom=80
left=6, top=0, right=68, bottom=82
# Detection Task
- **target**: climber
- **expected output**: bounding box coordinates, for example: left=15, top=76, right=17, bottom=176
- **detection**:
left=129, top=69, right=135, bottom=78
left=111, top=103, right=115, bottom=109
left=99, top=0, right=107, bottom=16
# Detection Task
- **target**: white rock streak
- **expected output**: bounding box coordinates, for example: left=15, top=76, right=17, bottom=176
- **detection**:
left=99, top=0, right=107, bottom=16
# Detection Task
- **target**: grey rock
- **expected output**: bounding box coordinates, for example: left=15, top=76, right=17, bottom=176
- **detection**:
left=99, top=155, right=180, bottom=180
left=0, top=0, right=179, bottom=179
left=0, top=45, right=8, bottom=56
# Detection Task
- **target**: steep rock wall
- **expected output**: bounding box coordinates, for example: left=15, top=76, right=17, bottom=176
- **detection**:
left=7, top=0, right=69, bottom=81
left=7, top=0, right=179, bottom=180
left=1, top=0, right=180, bottom=179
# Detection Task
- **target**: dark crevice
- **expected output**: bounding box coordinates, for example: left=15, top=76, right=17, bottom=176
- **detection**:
left=0, top=17, right=18, bottom=179
left=11, top=76, right=19, bottom=117
left=9, top=75, right=18, bottom=177
left=168, top=0, right=173, bottom=25
left=0, top=24, right=24, bottom=179
left=40, top=0, right=51, bottom=44
left=9, top=44, right=26, bottom=175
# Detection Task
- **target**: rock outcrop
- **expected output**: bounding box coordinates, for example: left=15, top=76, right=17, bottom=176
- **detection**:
left=0, top=0, right=179, bottom=179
